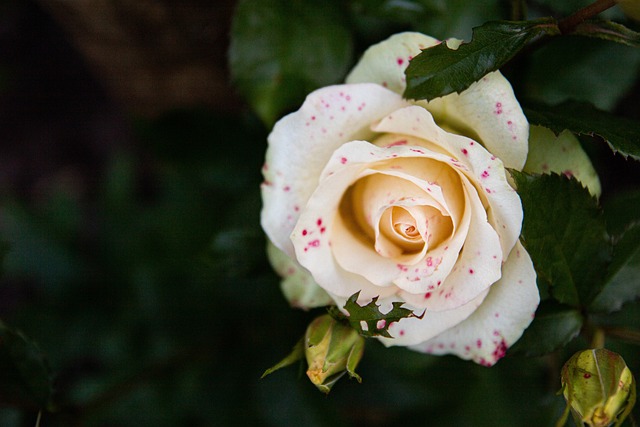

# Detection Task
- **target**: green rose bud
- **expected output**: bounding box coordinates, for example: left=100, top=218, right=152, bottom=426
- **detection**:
left=559, top=348, right=636, bottom=427
left=304, top=314, right=365, bottom=393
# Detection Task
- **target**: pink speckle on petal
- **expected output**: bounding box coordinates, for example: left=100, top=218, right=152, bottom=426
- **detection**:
left=481, top=171, right=490, bottom=178
left=396, top=58, right=404, bottom=65
left=461, top=148, right=468, bottom=156
left=341, top=157, right=347, bottom=164
left=309, top=239, right=320, bottom=248
left=424, top=292, right=431, bottom=299
left=317, top=218, right=323, bottom=226
left=476, top=339, right=482, bottom=348
left=302, top=229, right=308, bottom=236
left=469, top=269, right=474, bottom=274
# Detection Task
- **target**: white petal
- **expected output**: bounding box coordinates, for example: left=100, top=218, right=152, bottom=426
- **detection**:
left=422, top=71, right=529, bottom=170
left=266, top=242, right=333, bottom=309
left=524, top=125, right=601, bottom=197
left=261, top=84, right=408, bottom=257
left=346, top=32, right=440, bottom=94
left=372, top=105, right=523, bottom=258
left=408, top=241, right=539, bottom=367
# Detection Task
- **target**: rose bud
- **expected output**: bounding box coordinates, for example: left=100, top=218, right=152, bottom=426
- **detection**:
left=304, top=314, right=365, bottom=393
left=559, top=348, right=636, bottom=427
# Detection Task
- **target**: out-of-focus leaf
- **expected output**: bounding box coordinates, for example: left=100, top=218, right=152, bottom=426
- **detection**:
left=510, top=301, right=583, bottom=356
left=524, top=101, right=640, bottom=161
left=404, top=18, right=559, bottom=100
left=603, top=189, right=640, bottom=237
left=523, top=37, right=640, bottom=110
left=0, top=322, right=52, bottom=409
left=513, top=172, right=612, bottom=307
left=229, top=0, right=353, bottom=126
left=573, top=19, right=640, bottom=47
left=348, top=0, right=504, bottom=41
left=590, top=224, right=640, bottom=313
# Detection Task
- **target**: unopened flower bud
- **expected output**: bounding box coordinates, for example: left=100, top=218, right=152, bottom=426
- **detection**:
left=559, top=348, right=636, bottom=427
left=304, top=314, right=365, bottom=393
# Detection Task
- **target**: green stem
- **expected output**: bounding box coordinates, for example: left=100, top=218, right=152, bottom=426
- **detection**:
left=558, top=0, right=617, bottom=34
left=591, top=327, right=606, bottom=349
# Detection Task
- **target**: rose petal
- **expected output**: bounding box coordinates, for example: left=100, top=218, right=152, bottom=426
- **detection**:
left=346, top=31, right=529, bottom=170
left=408, top=241, right=539, bottom=367
left=261, top=84, right=408, bottom=257
left=346, top=32, right=440, bottom=94
left=266, top=242, right=333, bottom=309
left=524, top=125, right=601, bottom=197
left=422, top=71, right=529, bottom=170
left=372, top=106, right=523, bottom=259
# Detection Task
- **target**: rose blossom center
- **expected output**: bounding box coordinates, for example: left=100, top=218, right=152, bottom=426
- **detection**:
left=337, top=162, right=455, bottom=262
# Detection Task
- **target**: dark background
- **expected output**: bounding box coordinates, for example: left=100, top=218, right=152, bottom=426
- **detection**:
left=0, top=1, right=638, bottom=426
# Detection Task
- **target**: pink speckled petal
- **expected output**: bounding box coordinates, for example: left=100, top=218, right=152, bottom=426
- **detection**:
left=524, top=126, right=601, bottom=197
left=372, top=106, right=523, bottom=259
left=266, top=242, right=333, bottom=309
left=346, top=32, right=440, bottom=94
left=423, top=71, right=529, bottom=170
left=261, top=84, right=408, bottom=257
left=408, top=241, right=539, bottom=367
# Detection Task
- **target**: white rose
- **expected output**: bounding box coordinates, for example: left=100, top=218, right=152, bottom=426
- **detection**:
left=261, top=32, right=540, bottom=366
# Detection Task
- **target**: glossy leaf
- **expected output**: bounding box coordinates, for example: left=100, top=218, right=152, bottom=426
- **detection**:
left=229, top=0, right=353, bottom=126
left=513, top=172, right=612, bottom=307
left=404, top=18, right=560, bottom=100
left=510, top=301, right=583, bottom=357
left=524, top=101, right=640, bottom=161
left=0, top=323, right=52, bottom=409
left=590, top=224, right=640, bottom=313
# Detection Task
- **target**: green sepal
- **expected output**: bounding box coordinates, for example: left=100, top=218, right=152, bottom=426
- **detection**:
left=340, top=291, right=424, bottom=338
left=261, top=339, right=304, bottom=379
left=573, top=19, right=640, bottom=48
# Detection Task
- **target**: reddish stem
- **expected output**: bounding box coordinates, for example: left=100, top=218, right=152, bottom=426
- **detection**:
left=558, top=0, right=618, bottom=34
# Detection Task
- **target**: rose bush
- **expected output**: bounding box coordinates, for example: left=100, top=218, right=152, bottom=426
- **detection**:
left=261, top=32, right=540, bottom=366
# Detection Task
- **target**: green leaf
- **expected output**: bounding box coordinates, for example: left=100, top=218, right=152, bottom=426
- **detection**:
left=589, top=224, right=640, bottom=313
left=404, top=18, right=560, bottom=101
left=510, top=301, right=583, bottom=357
left=524, top=101, right=640, bottom=161
left=512, top=172, right=612, bottom=307
left=573, top=19, right=640, bottom=48
left=603, top=189, right=640, bottom=237
left=339, top=291, right=423, bottom=338
left=229, top=0, right=353, bottom=126
left=0, top=322, right=53, bottom=408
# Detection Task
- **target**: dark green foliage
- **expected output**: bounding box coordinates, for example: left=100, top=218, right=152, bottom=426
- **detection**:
left=511, top=301, right=583, bottom=357
left=525, top=101, right=640, bottom=161
left=512, top=172, right=612, bottom=307
left=404, top=18, right=560, bottom=100
left=229, top=0, right=353, bottom=126
left=0, top=323, right=52, bottom=409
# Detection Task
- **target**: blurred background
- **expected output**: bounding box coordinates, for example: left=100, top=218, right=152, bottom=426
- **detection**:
left=0, top=0, right=638, bottom=426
